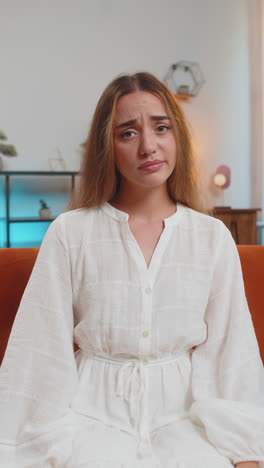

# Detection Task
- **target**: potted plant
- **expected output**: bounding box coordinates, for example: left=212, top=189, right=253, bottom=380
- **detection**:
left=177, top=84, right=191, bottom=95
left=0, top=129, right=17, bottom=170
left=39, top=199, right=51, bottom=219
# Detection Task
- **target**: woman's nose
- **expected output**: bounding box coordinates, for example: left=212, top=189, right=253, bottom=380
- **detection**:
left=139, top=130, right=157, bottom=156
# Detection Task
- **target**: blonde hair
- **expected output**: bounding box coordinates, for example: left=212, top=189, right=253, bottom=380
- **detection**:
left=69, top=72, right=207, bottom=213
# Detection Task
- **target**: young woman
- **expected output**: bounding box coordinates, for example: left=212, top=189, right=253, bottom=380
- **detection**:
left=0, top=73, right=263, bottom=468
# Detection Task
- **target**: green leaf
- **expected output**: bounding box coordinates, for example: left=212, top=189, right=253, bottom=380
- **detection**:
left=0, top=144, right=18, bottom=156
left=0, top=130, right=7, bottom=141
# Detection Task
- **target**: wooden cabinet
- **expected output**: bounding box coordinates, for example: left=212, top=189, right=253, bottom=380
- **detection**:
left=213, top=208, right=261, bottom=245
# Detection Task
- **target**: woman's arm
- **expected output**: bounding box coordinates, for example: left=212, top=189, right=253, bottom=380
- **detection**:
left=0, top=215, right=78, bottom=465
left=189, top=223, right=264, bottom=467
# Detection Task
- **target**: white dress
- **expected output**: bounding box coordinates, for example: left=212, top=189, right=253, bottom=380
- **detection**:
left=0, top=202, right=264, bottom=468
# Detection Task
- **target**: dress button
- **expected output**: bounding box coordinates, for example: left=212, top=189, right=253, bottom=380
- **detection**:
left=145, top=287, right=152, bottom=295
left=142, top=330, right=149, bottom=338
left=143, top=359, right=149, bottom=365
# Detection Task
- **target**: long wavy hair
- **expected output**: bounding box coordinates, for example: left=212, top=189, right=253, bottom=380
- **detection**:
left=68, top=72, right=207, bottom=213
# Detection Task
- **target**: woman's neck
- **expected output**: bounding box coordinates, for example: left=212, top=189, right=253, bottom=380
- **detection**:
left=110, top=184, right=176, bottom=222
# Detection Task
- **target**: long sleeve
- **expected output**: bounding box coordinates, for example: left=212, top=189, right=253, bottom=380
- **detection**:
left=189, top=224, right=264, bottom=467
left=0, top=215, right=79, bottom=466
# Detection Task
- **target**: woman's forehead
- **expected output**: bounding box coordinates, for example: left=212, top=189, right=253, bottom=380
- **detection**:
left=114, top=91, right=167, bottom=123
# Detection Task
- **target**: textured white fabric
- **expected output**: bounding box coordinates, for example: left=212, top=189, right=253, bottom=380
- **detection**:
left=0, top=202, right=264, bottom=468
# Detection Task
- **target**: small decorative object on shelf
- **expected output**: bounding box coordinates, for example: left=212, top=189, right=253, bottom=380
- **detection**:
left=213, top=165, right=231, bottom=208
left=177, top=84, right=191, bottom=95
left=0, top=129, right=17, bottom=170
left=164, top=61, right=205, bottom=99
left=39, top=199, right=51, bottom=219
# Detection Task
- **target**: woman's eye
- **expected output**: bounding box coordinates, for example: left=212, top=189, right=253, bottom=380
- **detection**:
left=120, top=130, right=136, bottom=138
left=157, top=124, right=169, bottom=133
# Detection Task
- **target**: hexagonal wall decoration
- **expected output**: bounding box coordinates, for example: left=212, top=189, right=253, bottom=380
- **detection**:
left=164, top=61, right=205, bottom=97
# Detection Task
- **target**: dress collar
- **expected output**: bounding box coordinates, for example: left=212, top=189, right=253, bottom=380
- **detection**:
left=100, top=201, right=184, bottom=226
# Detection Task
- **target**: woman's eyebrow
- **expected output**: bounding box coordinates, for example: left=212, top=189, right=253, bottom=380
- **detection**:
left=115, top=115, right=170, bottom=130
left=150, top=115, right=170, bottom=121
left=115, top=119, right=137, bottom=129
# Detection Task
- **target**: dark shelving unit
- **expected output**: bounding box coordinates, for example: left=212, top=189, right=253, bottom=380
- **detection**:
left=9, top=217, right=57, bottom=223
left=0, top=171, right=78, bottom=247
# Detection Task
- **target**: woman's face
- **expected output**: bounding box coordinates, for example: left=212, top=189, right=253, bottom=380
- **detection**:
left=113, top=91, right=177, bottom=192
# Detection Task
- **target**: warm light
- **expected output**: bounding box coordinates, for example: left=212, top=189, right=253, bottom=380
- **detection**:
left=213, top=173, right=226, bottom=187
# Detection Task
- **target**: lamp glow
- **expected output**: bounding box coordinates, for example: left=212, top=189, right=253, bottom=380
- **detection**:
left=213, top=173, right=227, bottom=188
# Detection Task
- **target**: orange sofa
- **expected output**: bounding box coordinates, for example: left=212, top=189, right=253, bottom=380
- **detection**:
left=0, top=246, right=264, bottom=365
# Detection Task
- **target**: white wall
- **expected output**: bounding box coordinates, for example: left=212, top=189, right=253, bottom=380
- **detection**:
left=0, top=0, right=251, bottom=208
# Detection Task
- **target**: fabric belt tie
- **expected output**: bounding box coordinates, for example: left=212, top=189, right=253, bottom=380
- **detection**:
left=116, top=358, right=151, bottom=457
left=81, top=351, right=190, bottom=458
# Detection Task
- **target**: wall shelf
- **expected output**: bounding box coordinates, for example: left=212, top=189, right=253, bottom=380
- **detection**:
left=0, top=171, right=78, bottom=247
left=175, top=93, right=193, bottom=100
left=9, top=217, right=57, bottom=223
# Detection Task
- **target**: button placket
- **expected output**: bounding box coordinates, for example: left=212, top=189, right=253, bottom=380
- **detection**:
left=139, top=284, right=152, bottom=357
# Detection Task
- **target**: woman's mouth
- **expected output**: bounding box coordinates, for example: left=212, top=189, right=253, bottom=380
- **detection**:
left=138, top=160, right=164, bottom=172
